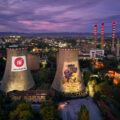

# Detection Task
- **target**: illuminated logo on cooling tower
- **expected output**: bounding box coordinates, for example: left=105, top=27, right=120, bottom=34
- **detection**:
left=62, top=64, right=81, bottom=92
left=14, top=57, right=24, bottom=67
left=11, top=56, right=27, bottom=71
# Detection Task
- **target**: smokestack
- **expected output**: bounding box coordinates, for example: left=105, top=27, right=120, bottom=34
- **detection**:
left=101, top=23, right=104, bottom=49
left=111, top=22, right=116, bottom=51
left=51, top=48, right=85, bottom=96
left=116, top=37, right=119, bottom=57
left=94, top=24, right=97, bottom=48
left=0, top=48, right=35, bottom=92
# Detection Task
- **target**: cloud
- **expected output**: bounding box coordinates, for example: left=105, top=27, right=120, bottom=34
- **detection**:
left=18, top=20, right=32, bottom=25
left=0, top=25, right=6, bottom=29
left=0, top=0, right=120, bottom=32
left=17, top=20, right=68, bottom=32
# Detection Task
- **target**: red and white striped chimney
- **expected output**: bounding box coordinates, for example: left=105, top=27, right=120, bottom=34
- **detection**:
left=101, top=23, right=104, bottom=49
left=111, top=21, right=116, bottom=51
left=94, top=24, right=97, bottom=48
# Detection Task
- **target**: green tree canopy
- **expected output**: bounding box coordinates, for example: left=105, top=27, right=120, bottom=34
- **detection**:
left=40, top=102, right=60, bottom=120
left=83, top=71, right=91, bottom=86
left=9, top=103, right=34, bottom=120
left=78, top=104, right=90, bottom=120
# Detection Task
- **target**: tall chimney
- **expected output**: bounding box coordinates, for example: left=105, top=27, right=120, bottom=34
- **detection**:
left=94, top=24, right=97, bottom=48
left=116, top=37, right=119, bottom=57
left=101, top=23, right=104, bottom=49
left=111, top=22, right=116, bottom=51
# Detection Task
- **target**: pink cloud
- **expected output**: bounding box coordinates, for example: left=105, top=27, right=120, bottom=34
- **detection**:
left=31, top=22, right=68, bottom=30
left=18, top=20, right=68, bottom=30
left=0, top=25, right=6, bottom=29
left=18, top=20, right=32, bottom=25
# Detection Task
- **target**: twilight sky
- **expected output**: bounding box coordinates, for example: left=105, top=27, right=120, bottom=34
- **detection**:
left=0, top=0, right=120, bottom=33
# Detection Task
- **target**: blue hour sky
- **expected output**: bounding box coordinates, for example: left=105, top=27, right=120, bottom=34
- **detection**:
left=0, top=0, right=120, bottom=33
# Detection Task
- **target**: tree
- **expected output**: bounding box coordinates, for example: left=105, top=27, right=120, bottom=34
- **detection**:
left=0, top=107, right=8, bottom=120
left=93, top=91, right=101, bottom=102
left=83, top=71, right=91, bottom=86
left=9, top=103, right=34, bottom=120
left=0, top=90, right=10, bottom=120
left=78, top=104, right=90, bottom=120
left=40, top=102, right=60, bottom=120
left=0, top=57, right=6, bottom=80
left=79, top=60, right=91, bottom=69
left=103, top=58, right=118, bottom=70
left=19, top=110, right=34, bottom=120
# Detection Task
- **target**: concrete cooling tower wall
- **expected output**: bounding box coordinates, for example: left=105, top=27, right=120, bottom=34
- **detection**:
left=0, top=48, right=35, bottom=92
left=27, top=53, right=40, bottom=70
left=52, top=48, right=85, bottom=94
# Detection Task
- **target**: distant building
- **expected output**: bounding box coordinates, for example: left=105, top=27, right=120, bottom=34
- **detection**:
left=79, top=53, right=90, bottom=60
left=106, top=54, right=115, bottom=59
left=58, top=42, right=67, bottom=48
left=81, top=44, right=95, bottom=53
left=79, top=49, right=104, bottom=60
left=5, top=35, right=21, bottom=43
left=32, top=47, right=42, bottom=53
left=90, top=49, right=104, bottom=59
left=9, top=45, right=18, bottom=48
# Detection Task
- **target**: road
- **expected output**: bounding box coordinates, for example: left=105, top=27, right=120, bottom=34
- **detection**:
left=58, top=96, right=102, bottom=120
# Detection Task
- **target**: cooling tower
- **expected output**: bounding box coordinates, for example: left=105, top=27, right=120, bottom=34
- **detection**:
left=27, top=53, right=40, bottom=70
left=52, top=48, right=85, bottom=94
left=56, top=52, right=59, bottom=68
left=0, top=48, right=35, bottom=92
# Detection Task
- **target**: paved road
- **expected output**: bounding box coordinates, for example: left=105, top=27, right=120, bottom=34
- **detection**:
left=31, top=104, right=41, bottom=110
left=58, top=96, right=102, bottom=120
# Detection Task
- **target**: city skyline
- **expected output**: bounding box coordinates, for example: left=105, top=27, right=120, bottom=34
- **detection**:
left=0, top=0, right=120, bottom=33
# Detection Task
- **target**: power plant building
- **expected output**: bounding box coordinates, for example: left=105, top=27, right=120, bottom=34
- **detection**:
left=51, top=48, right=85, bottom=95
left=0, top=48, right=35, bottom=92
